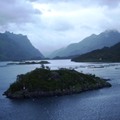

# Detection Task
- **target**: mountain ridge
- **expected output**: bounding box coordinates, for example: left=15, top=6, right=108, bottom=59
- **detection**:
left=50, top=30, right=120, bottom=58
left=71, top=42, right=120, bottom=62
left=0, top=31, right=44, bottom=61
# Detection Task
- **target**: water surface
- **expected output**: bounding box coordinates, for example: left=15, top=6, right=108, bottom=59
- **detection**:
left=0, top=60, right=120, bottom=120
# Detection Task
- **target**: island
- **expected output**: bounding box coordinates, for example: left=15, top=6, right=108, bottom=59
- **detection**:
left=3, top=67, right=111, bottom=99
left=7, top=61, right=50, bottom=65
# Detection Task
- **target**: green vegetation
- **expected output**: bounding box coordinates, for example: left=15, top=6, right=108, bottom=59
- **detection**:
left=7, top=61, right=50, bottom=65
left=4, top=67, right=111, bottom=99
left=18, top=61, right=50, bottom=65
left=72, top=42, right=120, bottom=62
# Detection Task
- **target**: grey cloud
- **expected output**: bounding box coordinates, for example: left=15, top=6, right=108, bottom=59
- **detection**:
left=27, top=0, right=81, bottom=3
left=0, top=0, right=41, bottom=26
left=80, top=0, right=120, bottom=8
left=28, top=0, right=58, bottom=3
left=2, top=0, right=17, bottom=3
left=97, top=0, right=120, bottom=8
left=28, top=0, right=120, bottom=8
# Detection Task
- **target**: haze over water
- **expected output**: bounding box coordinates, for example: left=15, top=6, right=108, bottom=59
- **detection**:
left=0, top=60, right=120, bottom=120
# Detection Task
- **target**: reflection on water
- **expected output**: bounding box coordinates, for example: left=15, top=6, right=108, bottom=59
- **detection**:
left=0, top=59, right=120, bottom=120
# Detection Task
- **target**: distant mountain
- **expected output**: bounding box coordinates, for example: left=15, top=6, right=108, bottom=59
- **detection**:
left=50, top=30, right=120, bottom=58
left=72, top=42, right=120, bottom=62
left=0, top=31, right=44, bottom=61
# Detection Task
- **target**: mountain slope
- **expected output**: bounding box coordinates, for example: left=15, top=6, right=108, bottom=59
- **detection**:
left=0, top=31, right=44, bottom=61
left=72, top=42, right=120, bottom=62
left=50, top=30, right=120, bottom=58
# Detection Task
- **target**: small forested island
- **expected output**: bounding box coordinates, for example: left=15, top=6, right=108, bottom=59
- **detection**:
left=3, top=67, right=111, bottom=99
left=7, top=61, right=50, bottom=65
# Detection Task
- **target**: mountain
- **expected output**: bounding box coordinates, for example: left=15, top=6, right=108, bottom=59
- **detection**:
left=72, top=42, right=120, bottom=62
left=0, top=31, right=44, bottom=61
left=50, top=30, right=120, bottom=58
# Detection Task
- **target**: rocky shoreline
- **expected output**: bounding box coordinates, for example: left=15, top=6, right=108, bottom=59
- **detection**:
left=4, top=84, right=111, bottom=99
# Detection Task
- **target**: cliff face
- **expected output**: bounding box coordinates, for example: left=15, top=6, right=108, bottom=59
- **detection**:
left=0, top=31, right=44, bottom=61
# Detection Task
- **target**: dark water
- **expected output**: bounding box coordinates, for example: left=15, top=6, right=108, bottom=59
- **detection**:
left=0, top=60, right=120, bottom=120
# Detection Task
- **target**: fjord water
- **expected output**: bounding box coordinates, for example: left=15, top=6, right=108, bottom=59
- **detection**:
left=0, top=60, right=120, bottom=120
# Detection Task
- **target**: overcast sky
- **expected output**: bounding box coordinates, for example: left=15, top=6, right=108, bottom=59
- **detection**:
left=0, top=0, right=120, bottom=56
